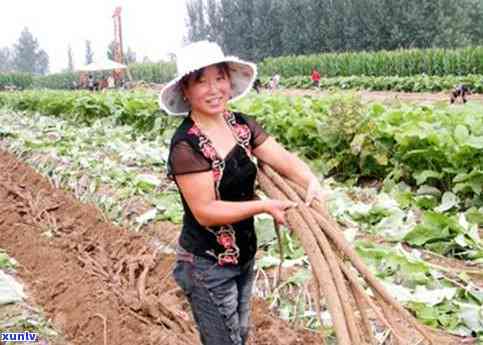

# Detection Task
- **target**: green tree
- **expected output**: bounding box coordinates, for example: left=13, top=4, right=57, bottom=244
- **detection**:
left=434, top=0, right=483, bottom=47
left=279, top=0, right=318, bottom=54
left=0, top=47, right=14, bottom=73
left=251, top=0, right=283, bottom=60
left=13, top=27, right=49, bottom=75
left=85, top=40, right=94, bottom=64
left=36, top=50, right=49, bottom=75
left=67, top=45, right=74, bottom=71
left=217, top=0, right=258, bottom=59
left=465, top=0, right=483, bottom=45
left=184, top=0, right=483, bottom=61
left=205, top=0, right=223, bottom=42
left=186, top=0, right=208, bottom=42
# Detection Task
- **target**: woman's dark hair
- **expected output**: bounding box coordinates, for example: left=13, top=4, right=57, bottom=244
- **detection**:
left=180, top=62, right=231, bottom=91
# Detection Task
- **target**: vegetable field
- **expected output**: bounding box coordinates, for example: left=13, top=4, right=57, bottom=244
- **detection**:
left=272, top=75, right=483, bottom=93
left=0, top=89, right=482, bottom=344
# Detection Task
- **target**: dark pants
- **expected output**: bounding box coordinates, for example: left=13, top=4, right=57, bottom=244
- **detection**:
left=173, top=252, right=256, bottom=345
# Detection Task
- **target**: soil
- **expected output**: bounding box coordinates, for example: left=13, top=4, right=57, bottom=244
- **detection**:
left=0, top=149, right=323, bottom=345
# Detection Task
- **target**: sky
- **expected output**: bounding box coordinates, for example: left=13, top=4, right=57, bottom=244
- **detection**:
left=0, top=0, right=188, bottom=73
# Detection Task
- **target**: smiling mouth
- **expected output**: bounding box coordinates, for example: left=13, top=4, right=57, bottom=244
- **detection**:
left=206, top=97, right=223, bottom=105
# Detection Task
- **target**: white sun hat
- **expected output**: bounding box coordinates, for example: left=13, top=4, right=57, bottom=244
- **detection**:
left=159, top=41, right=257, bottom=116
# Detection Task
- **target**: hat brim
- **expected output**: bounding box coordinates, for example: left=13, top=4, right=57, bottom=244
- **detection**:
left=159, top=57, right=257, bottom=116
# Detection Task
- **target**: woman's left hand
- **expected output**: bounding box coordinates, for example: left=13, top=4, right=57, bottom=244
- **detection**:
left=306, top=177, right=327, bottom=207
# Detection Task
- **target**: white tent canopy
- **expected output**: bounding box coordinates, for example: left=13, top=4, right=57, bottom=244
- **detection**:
left=77, top=59, right=127, bottom=72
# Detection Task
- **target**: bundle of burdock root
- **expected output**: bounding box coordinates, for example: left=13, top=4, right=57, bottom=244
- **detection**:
left=257, top=163, right=435, bottom=345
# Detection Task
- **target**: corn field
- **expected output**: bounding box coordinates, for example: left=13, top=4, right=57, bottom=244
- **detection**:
left=260, top=46, right=483, bottom=78
left=128, top=61, right=176, bottom=84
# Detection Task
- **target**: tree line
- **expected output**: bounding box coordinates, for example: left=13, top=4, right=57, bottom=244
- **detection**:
left=0, top=28, right=49, bottom=75
left=0, top=27, right=137, bottom=75
left=185, top=0, right=483, bottom=62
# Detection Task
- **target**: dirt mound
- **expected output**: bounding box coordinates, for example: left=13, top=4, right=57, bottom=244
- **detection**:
left=0, top=149, right=323, bottom=345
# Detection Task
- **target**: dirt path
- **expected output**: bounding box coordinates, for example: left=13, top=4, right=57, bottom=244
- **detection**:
left=0, top=150, right=323, bottom=345
left=277, top=88, right=483, bottom=105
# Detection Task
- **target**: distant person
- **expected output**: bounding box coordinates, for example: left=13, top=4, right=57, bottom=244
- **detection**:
left=87, top=74, right=95, bottom=91
left=119, top=78, right=126, bottom=89
left=98, top=78, right=108, bottom=90
left=253, top=78, right=262, bottom=94
left=79, top=73, right=88, bottom=89
left=107, top=75, right=115, bottom=89
left=450, top=84, right=471, bottom=104
left=311, top=67, right=321, bottom=88
left=269, top=73, right=280, bottom=91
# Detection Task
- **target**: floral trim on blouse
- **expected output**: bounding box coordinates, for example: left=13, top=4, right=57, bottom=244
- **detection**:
left=187, top=111, right=253, bottom=266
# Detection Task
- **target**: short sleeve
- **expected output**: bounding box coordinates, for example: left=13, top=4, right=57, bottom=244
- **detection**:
left=242, top=115, right=269, bottom=148
left=168, top=140, right=211, bottom=176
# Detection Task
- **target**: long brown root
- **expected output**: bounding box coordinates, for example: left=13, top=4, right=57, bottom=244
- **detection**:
left=257, top=162, right=434, bottom=345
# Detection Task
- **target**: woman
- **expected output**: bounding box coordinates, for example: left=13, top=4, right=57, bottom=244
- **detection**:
left=159, top=41, right=325, bottom=345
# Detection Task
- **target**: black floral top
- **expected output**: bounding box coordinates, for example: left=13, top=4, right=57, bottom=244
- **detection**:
left=168, top=111, right=269, bottom=266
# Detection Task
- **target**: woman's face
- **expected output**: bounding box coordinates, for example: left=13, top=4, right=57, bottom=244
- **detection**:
left=183, top=64, right=232, bottom=117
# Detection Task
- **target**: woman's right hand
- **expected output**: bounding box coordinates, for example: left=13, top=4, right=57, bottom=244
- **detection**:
left=263, top=199, right=297, bottom=225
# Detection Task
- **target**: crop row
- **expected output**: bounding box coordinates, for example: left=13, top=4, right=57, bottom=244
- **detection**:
left=270, top=74, right=483, bottom=93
